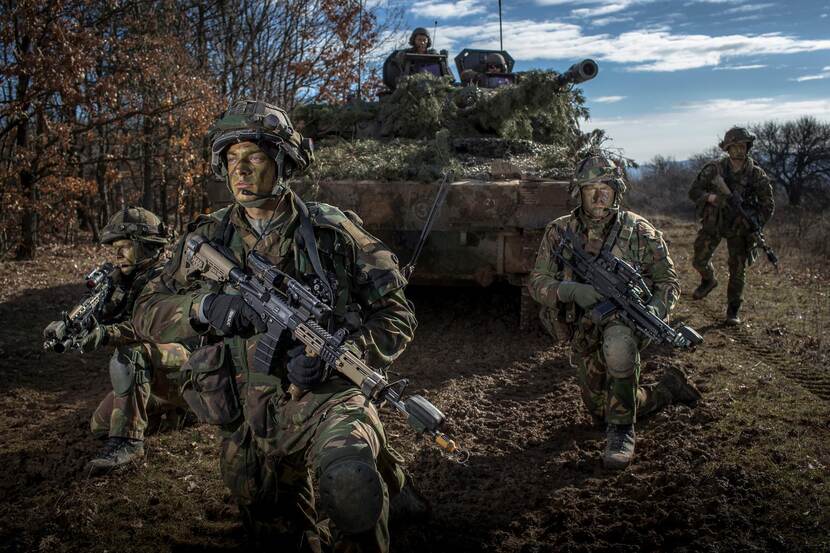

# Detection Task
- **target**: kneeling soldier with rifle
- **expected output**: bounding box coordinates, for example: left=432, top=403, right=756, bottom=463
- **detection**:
left=529, top=153, right=702, bottom=470
left=131, top=100, right=437, bottom=551
left=43, top=207, right=192, bottom=474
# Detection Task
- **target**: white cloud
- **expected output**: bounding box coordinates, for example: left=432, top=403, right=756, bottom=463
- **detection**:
left=712, top=64, right=767, bottom=70
left=594, top=95, right=626, bottom=103
left=572, top=2, right=633, bottom=18
left=436, top=20, right=830, bottom=72
left=723, top=2, right=775, bottom=14
left=409, top=0, right=486, bottom=19
left=588, top=96, right=830, bottom=162
left=793, top=66, right=830, bottom=82
left=591, top=16, right=634, bottom=26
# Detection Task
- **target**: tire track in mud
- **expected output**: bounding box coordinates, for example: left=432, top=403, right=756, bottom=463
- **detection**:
left=698, top=302, right=830, bottom=401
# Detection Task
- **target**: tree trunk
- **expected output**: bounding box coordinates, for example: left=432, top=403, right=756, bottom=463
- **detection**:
left=141, top=116, right=154, bottom=210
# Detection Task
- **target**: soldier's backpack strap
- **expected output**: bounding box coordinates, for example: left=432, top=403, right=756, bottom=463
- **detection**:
left=600, top=211, right=625, bottom=255
left=212, top=204, right=236, bottom=247
left=293, top=194, right=335, bottom=309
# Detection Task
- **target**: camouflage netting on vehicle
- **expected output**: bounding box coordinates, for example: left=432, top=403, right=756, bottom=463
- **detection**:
left=303, top=133, right=573, bottom=183
left=293, top=70, right=588, bottom=183
left=450, top=70, right=588, bottom=145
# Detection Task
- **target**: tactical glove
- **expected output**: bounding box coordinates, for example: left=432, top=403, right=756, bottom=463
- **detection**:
left=646, top=299, right=667, bottom=320
left=203, top=294, right=266, bottom=336
left=557, top=281, right=604, bottom=309
left=286, top=345, right=326, bottom=389
left=79, top=325, right=108, bottom=352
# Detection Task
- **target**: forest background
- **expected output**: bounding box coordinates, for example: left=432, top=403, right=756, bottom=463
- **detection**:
left=2, top=0, right=829, bottom=261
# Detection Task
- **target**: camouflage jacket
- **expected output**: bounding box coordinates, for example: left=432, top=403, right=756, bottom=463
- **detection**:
left=528, top=209, right=680, bottom=326
left=131, top=191, right=417, bottom=391
left=97, top=263, right=162, bottom=347
left=688, top=156, right=774, bottom=235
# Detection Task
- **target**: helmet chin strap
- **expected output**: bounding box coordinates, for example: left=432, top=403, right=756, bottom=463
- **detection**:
left=237, top=181, right=287, bottom=208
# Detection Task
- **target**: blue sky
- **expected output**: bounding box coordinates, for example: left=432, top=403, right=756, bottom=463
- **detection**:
left=388, top=0, right=830, bottom=162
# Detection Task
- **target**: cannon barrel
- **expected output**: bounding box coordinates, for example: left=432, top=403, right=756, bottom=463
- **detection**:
left=555, top=59, right=599, bottom=86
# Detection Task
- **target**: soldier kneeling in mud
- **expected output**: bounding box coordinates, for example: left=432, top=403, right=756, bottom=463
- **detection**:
left=528, top=154, right=701, bottom=470
left=131, top=100, right=427, bottom=551
left=43, top=208, right=193, bottom=475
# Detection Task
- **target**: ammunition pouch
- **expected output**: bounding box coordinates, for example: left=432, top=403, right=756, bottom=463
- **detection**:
left=181, top=342, right=242, bottom=426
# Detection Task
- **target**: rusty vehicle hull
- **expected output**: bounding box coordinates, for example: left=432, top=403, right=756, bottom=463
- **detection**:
left=292, top=177, right=571, bottom=326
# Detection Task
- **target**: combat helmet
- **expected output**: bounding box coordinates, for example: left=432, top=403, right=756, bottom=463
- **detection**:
left=408, top=27, right=431, bottom=48
left=719, top=126, right=755, bottom=151
left=572, top=153, right=627, bottom=211
left=100, top=207, right=168, bottom=246
left=208, top=99, right=314, bottom=181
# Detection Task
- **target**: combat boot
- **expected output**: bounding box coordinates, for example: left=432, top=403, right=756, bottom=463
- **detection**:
left=659, top=367, right=702, bottom=407
left=725, top=303, right=741, bottom=326
left=87, top=437, right=144, bottom=475
left=603, top=424, right=635, bottom=470
left=692, top=278, right=718, bottom=300
left=390, top=474, right=431, bottom=523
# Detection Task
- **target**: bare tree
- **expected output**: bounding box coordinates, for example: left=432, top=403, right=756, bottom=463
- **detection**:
left=750, top=116, right=830, bottom=206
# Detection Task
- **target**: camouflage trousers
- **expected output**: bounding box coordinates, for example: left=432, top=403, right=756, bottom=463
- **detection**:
left=541, top=309, right=672, bottom=425
left=90, top=342, right=190, bottom=440
left=692, top=229, right=753, bottom=307
left=220, top=378, right=404, bottom=553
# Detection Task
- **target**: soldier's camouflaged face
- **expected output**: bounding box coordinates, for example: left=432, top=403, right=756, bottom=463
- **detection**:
left=727, top=142, right=748, bottom=162
left=226, top=141, right=278, bottom=203
left=580, top=182, right=616, bottom=219
left=112, top=239, right=138, bottom=276
left=413, top=34, right=429, bottom=53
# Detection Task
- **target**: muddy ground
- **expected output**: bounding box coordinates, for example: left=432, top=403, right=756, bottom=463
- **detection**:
left=1, top=216, right=828, bottom=552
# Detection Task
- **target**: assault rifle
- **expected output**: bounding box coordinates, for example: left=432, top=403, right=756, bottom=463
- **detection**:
left=554, top=228, right=703, bottom=348
left=185, top=235, right=467, bottom=462
left=43, top=263, right=116, bottom=353
left=713, top=176, right=779, bottom=269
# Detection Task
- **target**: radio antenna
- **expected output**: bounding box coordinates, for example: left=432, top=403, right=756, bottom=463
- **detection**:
left=498, top=0, right=504, bottom=51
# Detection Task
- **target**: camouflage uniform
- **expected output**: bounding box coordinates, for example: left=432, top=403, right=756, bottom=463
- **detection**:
left=689, top=154, right=774, bottom=312
left=529, top=208, right=681, bottom=425
left=88, top=264, right=191, bottom=441
left=131, top=100, right=416, bottom=552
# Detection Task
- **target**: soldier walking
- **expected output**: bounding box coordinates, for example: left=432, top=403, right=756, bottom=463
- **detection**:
left=689, top=126, right=775, bottom=325
left=43, top=208, right=192, bottom=474
left=131, top=100, right=423, bottom=551
left=529, top=154, right=701, bottom=470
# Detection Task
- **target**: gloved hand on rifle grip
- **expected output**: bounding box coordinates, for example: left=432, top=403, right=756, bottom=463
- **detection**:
left=557, top=281, right=604, bottom=309
left=79, top=324, right=108, bottom=352
left=202, top=294, right=266, bottom=336
left=286, top=345, right=325, bottom=389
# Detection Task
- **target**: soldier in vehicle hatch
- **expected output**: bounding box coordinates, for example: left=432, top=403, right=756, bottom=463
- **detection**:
left=529, top=153, right=701, bottom=470
left=43, top=207, right=193, bottom=475
left=382, top=28, right=453, bottom=91
left=130, top=99, right=426, bottom=551
left=689, top=126, right=775, bottom=325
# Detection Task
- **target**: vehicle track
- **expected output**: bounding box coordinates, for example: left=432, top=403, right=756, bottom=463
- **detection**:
left=699, top=302, right=830, bottom=401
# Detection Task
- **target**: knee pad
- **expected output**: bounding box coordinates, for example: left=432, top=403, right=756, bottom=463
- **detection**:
left=109, top=347, right=151, bottom=396
left=109, top=349, right=137, bottom=396
left=602, top=325, right=638, bottom=379
left=319, top=457, right=384, bottom=535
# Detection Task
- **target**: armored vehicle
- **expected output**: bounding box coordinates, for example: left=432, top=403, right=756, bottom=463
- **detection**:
left=210, top=50, right=599, bottom=327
